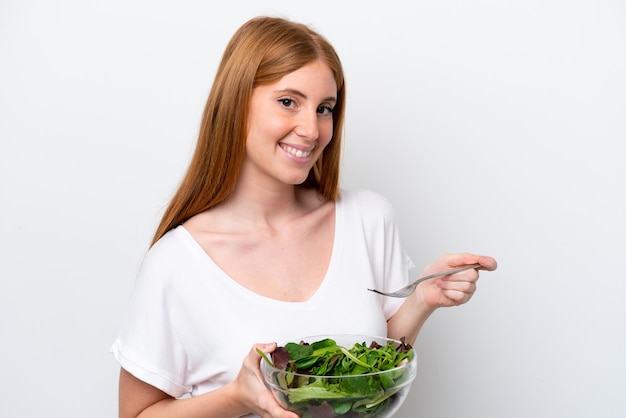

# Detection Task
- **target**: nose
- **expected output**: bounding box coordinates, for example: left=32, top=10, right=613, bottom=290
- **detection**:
left=294, top=109, right=319, bottom=140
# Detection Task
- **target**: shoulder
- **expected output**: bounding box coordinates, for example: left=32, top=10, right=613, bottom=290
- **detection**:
left=148, top=225, right=188, bottom=256
left=140, top=226, right=194, bottom=276
left=339, top=187, right=396, bottom=218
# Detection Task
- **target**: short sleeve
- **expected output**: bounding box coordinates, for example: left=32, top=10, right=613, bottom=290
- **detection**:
left=342, top=188, right=414, bottom=320
left=380, top=207, right=414, bottom=320
left=110, top=235, right=192, bottom=398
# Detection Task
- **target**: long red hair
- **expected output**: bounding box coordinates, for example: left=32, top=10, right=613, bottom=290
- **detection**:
left=152, top=16, right=346, bottom=246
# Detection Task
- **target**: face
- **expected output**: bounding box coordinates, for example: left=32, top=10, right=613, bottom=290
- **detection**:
left=243, top=60, right=337, bottom=188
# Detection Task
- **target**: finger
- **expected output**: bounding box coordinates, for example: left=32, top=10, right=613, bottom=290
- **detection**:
left=247, top=343, right=277, bottom=375
left=257, top=391, right=299, bottom=418
left=441, top=287, right=476, bottom=306
left=437, top=253, right=497, bottom=271
left=438, top=252, right=479, bottom=267
left=437, top=268, right=479, bottom=284
left=437, top=278, right=477, bottom=293
left=254, top=342, right=277, bottom=356
left=477, top=255, right=498, bottom=271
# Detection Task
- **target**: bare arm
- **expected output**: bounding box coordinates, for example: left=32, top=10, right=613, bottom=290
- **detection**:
left=387, top=253, right=498, bottom=344
left=118, top=344, right=299, bottom=418
left=118, top=368, right=249, bottom=418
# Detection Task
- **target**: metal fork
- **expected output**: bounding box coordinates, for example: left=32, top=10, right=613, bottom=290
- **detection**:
left=367, top=264, right=481, bottom=298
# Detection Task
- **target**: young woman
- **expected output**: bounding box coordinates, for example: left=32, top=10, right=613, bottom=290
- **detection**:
left=111, top=16, right=497, bottom=418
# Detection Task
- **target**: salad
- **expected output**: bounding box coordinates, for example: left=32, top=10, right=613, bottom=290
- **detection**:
left=259, top=336, right=416, bottom=417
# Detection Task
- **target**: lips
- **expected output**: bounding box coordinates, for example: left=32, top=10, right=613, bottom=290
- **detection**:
left=280, top=144, right=313, bottom=158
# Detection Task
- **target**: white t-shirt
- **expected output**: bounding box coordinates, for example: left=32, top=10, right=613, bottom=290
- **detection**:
left=111, top=188, right=413, bottom=403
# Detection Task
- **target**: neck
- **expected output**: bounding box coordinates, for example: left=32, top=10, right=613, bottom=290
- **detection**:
left=220, top=180, right=306, bottom=227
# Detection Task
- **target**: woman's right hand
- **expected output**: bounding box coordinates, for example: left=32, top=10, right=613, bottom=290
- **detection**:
left=229, top=342, right=299, bottom=418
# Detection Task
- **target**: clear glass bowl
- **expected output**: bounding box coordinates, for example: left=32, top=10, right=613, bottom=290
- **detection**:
left=260, top=334, right=418, bottom=418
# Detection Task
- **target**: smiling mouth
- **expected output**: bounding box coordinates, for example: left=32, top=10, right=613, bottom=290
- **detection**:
left=280, top=144, right=313, bottom=158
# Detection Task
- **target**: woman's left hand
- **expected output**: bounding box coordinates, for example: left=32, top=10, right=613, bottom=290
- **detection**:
left=418, top=253, right=497, bottom=309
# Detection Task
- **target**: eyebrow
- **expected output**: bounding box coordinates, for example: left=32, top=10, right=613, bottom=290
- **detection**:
left=276, top=88, right=337, bottom=104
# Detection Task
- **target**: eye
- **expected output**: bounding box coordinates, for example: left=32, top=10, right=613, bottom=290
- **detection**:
left=317, top=105, right=334, bottom=115
left=278, top=98, right=295, bottom=108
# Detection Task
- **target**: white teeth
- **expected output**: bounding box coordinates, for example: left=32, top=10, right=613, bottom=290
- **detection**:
left=282, top=145, right=311, bottom=158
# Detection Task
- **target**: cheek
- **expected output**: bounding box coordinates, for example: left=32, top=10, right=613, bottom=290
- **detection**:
left=247, top=106, right=288, bottom=139
left=319, top=121, right=334, bottom=147
left=259, top=116, right=293, bottom=139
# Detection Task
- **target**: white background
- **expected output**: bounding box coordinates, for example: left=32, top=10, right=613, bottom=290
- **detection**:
left=1, top=0, right=625, bottom=417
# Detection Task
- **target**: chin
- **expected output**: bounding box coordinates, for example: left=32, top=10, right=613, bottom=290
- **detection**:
left=281, top=170, right=313, bottom=186
left=288, top=178, right=309, bottom=186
